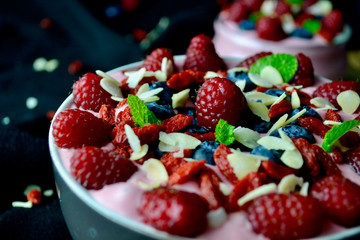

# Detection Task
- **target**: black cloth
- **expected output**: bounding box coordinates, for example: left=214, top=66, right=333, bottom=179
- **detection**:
left=0, top=0, right=220, bottom=239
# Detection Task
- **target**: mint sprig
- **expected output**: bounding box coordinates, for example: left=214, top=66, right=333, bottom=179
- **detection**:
left=127, top=94, right=162, bottom=127
left=249, top=53, right=298, bottom=83
left=215, top=119, right=236, bottom=145
left=322, top=120, right=360, bottom=152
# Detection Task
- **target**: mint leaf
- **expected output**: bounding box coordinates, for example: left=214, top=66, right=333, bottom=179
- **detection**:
left=127, top=94, right=162, bottom=127
left=322, top=120, right=360, bottom=152
left=285, top=0, right=304, bottom=5
left=215, top=119, right=236, bottom=145
left=303, top=19, right=321, bottom=34
left=249, top=53, right=298, bottom=83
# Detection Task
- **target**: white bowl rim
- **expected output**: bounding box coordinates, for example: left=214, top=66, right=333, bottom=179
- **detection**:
left=49, top=55, right=360, bottom=240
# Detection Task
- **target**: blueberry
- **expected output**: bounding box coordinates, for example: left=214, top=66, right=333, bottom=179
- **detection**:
left=193, top=141, right=220, bottom=165
left=253, top=118, right=273, bottom=133
left=184, top=126, right=209, bottom=134
left=177, top=108, right=198, bottom=126
left=226, top=71, right=256, bottom=91
left=290, top=105, right=322, bottom=119
left=270, top=125, right=315, bottom=143
left=239, top=20, right=255, bottom=30
left=251, top=145, right=283, bottom=163
left=149, top=81, right=174, bottom=105
left=291, top=28, right=313, bottom=39
left=146, top=102, right=175, bottom=119
left=264, top=89, right=291, bottom=101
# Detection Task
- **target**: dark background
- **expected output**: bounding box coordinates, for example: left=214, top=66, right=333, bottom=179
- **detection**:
left=0, top=0, right=359, bottom=239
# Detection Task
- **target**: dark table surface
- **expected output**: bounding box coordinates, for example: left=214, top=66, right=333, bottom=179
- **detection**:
left=1, top=0, right=360, bottom=239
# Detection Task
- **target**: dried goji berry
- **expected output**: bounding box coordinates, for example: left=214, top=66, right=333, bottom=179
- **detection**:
left=163, top=114, right=194, bottom=133
left=325, top=109, right=342, bottom=122
left=199, top=167, right=225, bottom=210
left=260, top=160, right=297, bottom=180
left=213, top=143, right=239, bottom=184
left=167, top=70, right=205, bottom=90
left=133, top=124, right=165, bottom=145
left=298, top=117, right=329, bottom=138
left=293, top=138, right=320, bottom=176
left=268, top=99, right=292, bottom=118
left=160, top=152, right=188, bottom=175
left=168, top=159, right=206, bottom=185
left=185, top=132, right=216, bottom=141
left=313, top=145, right=342, bottom=177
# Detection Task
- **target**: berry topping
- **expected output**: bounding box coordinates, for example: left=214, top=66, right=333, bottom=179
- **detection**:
left=138, top=188, right=208, bottom=237
left=52, top=109, right=111, bottom=148
left=291, top=53, right=314, bottom=87
left=247, top=193, right=324, bottom=240
left=236, top=51, right=273, bottom=69
left=70, top=147, right=138, bottom=190
left=195, top=77, right=247, bottom=131
left=311, top=175, right=360, bottom=227
left=183, top=34, right=227, bottom=72
left=72, top=72, right=117, bottom=111
left=242, top=0, right=264, bottom=12
left=140, top=48, right=176, bottom=72
left=321, top=9, right=344, bottom=34
left=225, top=2, right=249, bottom=23
left=256, top=16, right=287, bottom=41
left=345, top=146, right=360, bottom=175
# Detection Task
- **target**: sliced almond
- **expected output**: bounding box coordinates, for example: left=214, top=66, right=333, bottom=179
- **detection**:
left=307, top=0, right=333, bottom=16
left=310, top=97, right=337, bottom=110
left=158, top=132, right=201, bottom=152
left=154, top=70, right=167, bottom=81
left=234, top=126, right=261, bottom=149
left=337, top=90, right=360, bottom=115
left=291, top=90, right=301, bottom=109
left=271, top=92, right=287, bottom=107
left=247, top=101, right=270, bottom=122
left=137, top=87, right=163, bottom=103
left=219, top=183, right=231, bottom=196
left=300, top=182, right=309, bottom=196
left=124, top=124, right=141, bottom=153
left=267, top=114, right=288, bottom=134
left=125, top=67, right=146, bottom=88
left=136, top=83, right=150, bottom=95
left=237, top=183, right=277, bottom=207
left=245, top=92, right=279, bottom=106
left=204, top=71, right=219, bottom=79
left=260, top=0, right=276, bottom=16
left=130, top=144, right=149, bottom=161
left=207, top=207, right=227, bottom=228
left=283, top=108, right=306, bottom=125
left=138, top=158, right=169, bottom=190
left=278, top=174, right=303, bottom=194
left=248, top=73, right=273, bottom=88
left=280, top=148, right=304, bottom=169
left=281, top=13, right=296, bottom=34
left=260, top=66, right=283, bottom=85
left=257, top=136, right=295, bottom=151
left=172, top=88, right=190, bottom=109
left=235, top=80, right=247, bottom=92
left=100, top=78, right=123, bottom=97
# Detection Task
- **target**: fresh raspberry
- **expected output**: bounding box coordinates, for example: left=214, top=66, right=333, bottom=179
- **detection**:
left=291, top=53, right=314, bottom=87
left=72, top=72, right=117, bottom=112
left=242, top=0, right=264, bottom=12
left=344, top=146, right=360, bottom=175
left=274, top=0, right=291, bottom=16
left=70, top=147, right=138, bottom=190
left=256, top=17, right=287, bottom=41
left=247, top=193, right=324, bottom=240
left=138, top=188, right=209, bottom=237
left=52, top=109, right=112, bottom=148
left=195, top=77, right=247, bottom=131
left=225, top=2, right=249, bottom=23
left=213, top=143, right=239, bottom=183
left=310, top=175, right=360, bottom=227
left=140, top=48, right=176, bottom=72
left=322, top=9, right=344, bottom=34
left=312, top=81, right=360, bottom=108
left=236, top=51, right=272, bottom=69
left=183, top=34, right=227, bottom=72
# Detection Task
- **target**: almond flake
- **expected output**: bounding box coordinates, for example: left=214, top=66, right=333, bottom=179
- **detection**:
left=260, top=66, right=283, bottom=85
left=337, top=90, right=360, bottom=115
left=207, top=207, right=227, bottom=228
left=307, top=0, right=333, bottom=16
left=172, top=149, right=184, bottom=158
left=24, top=185, right=41, bottom=196
left=125, top=67, right=146, bottom=88
left=291, top=90, right=301, bottom=109
left=138, top=158, right=169, bottom=190
left=33, top=57, right=47, bottom=71
left=280, top=148, right=304, bottom=169
left=172, top=88, right=190, bottom=109
left=245, top=92, right=279, bottom=106
left=159, top=132, right=201, bottom=152
left=267, top=114, right=288, bottom=134
left=204, top=71, right=219, bottom=79
left=278, top=174, right=304, bottom=194
left=257, top=136, right=295, bottom=151
left=100, top=78, right=123, bottom=97
left=130, top=144, right=149, bottom=161
left=160, top=57, right=171, bottom=79
left=219, top=183, right=231, bottom=196
left=271, top=92, right=287, bottom=107
left=137, top=87, right=163, bottom=103
left=43, top=189, right=54, bottom=197
left=136, top=83, right=150, bottom=95
left=124, top=124, right=141, bottom=153
left=300, top=182, right=309, bottom=196
left=227, top=67, right=248, bottom=73
left=111, top=96, right=124, bottom=102
left=260, top=0, right=276, bottom=16
left=154, top=70, right=167, bottom=81
left=227, top=149, right=265, bottom=181
left=44, top=59, right=59, bottom=72
left=12, top=201, right=33, bottom=208
left=248, top=73, right=273, bottom=88
left=323, top=120, right=360, bottom=133
left=310, top=97, right=337, bottom=110
left=237, top=183, right=277, bottom=207
left=283, top=108, right=306, bottom=125
left=235, top=80, right=246, bottom=92
left=247, top=101, right=270, bottom=122
left=285, top=85, right=303, bottom=92
left=281, top=13, right=296, bottom=34
left=233, top=126, right=260, bottom=149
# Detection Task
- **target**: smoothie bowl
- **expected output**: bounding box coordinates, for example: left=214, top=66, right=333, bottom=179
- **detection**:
left=49, top=34, right=360, bottom=240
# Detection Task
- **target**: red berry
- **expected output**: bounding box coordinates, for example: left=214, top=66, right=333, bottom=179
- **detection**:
left=72, top=72, right=117, bottom=112
left=225, top=2, right=249, bottom=23
left=70, top=147, right=137, bottom=190
left=275, top=0, right=291, bottom=16
left=291, top=53, right=314, bottom=87
left=213, top=143, right=239, bottom=184
left=322, top=9, right=344, bottom=34
left=199, top=168, right=225, bottom=210
left=256, top=16, right=287, bottom=41
left=236, top=51, right=273, bottom=69
left=345, top=146, right=360, bottom=175
left=138, top=188, right=208, bottom=237
left=242, top=0, right=264, bottom=12
left=184, top=34, right=227, bottom=72
left=168, top=159, right=206, bottom=186
left=68, top=60, right=83, bottom=75
left=166, top=69, right=205, bottom=91
left=312, top=81, right=360, bottom=108
left=140, top=48, right=176, bottom=72
left=195, top=77, right=247, bottom=131
left=52, top=109, right=112, bottom=148
left=268, top=99, right=292, bottom=118
left=310, top=175, right=360, bottom=227
left=27, top=189, right=42, bottom=205
left=247, top=193, right=324, bottom=240
left=163, top=114, right=194, bottom=133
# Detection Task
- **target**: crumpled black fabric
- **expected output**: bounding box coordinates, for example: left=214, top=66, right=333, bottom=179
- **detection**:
left=0, top=0, right=220, bottom=239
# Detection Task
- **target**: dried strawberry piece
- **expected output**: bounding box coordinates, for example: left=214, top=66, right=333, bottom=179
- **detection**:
left=133, top=124, right=165, bottom=145
left=293, top=138, right=320, bottom=176
left=116, top=106, right=135, bottom=126
left=213, top=143, right=239, bottom=184
left=313, top=145, right=342, bottom=177
left=114, top=144, right=132, bottom=158
left=268, top=99, right=292, bottom=118
left=163, top=114, right=194, bottom=133
left=99, top=104, right=116, bottom=126
left=199, top=168, right=226, bottom=210
left=160, top=152, right=189, bottom=175
left=166, top=70, right=205, bottom=91
left=325, top=109, right=342, bottom=122
left=185, top=132, right=216, bottom=142
left=168, top=159, right=206, bottom=186
left=260, top=160, right=297, bottom=180
left=112, top=122, right=128, bottom=146
left=297, top=117, right=329, bottom=138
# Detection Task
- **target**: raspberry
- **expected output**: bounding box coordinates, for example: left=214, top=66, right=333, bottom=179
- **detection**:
left=236, top=51, right=273, bottom=69
left=310, top=175, right=360, bottom=227
left=72, top=72, right=117, bottom=112
left=225, top=2, right=249, bottom=23
left=274, top=0, right=291, bottom=16
left=183, top=34, right=227, bottom=72
left=52, top=109, right=111, bottom=148
left=344, top=146, right=360, bottom=175
left=322, top=9, right=344, bottom=34
left=138, top=188, right=208, bottom=237
left=312, top=81, right=360, bottom=108
left=291, top=53, right=314, bottom=87
left=70, top=147, right=138, bottom=190
left=242, top=0, right=264, bottom=12
left=247, top=193, right=324, bottom=240
left=195, top=77, right=247, bottom=131
left=140, top=48, right=176, bottom=72
left=256, top=16, right=287, bottom=41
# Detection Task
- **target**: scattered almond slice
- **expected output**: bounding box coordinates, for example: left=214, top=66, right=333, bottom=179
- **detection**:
left=124, top=124, right=141, bottom=153
left=138, top=158, right=169, bottom=190
left=237, top=183, right=277, bottom=207
left=111, top=96, right=124, bottom=102
left=137, top=87, right=163, bottom=103
left=126, top=67, right=146, bottom=88
left=285, top=85, right=303, bottom=92
left=307, top=0, right=333, bottom=16
left=172, top=88, right=190, bottom=109
left=278, top=174, right=304, bottom=194
left=158, top=132, right=201, bottom=152
left=260, top=0, right=276, bottom=16
left=278, top=128, right=292, bottom=143
left=154, top=70, right=167, bottom=81
left=235, top=80, right=246, bottom=92
left=257, top=136, right=295, bottom=151
left=227, top=67, right=248, bottom=73
left=271, top=92, right=287, bottom=107
left=283, top=108, right=306, bottom=125
left=159, top=131, right=177, bottom=146
left=337, top=90, right=360, bottom=115
left=204, top=71, right=219, bottom=79
left=310, top=97, right=337, bottom=110
left=291, top=90, right=301, bottom=109
left=267, top=114, right=288, bottom=134
left=227, top=149, right=265, bottom=181
left=23, top=184, right=41, bottom=196
left=260, top=66, right=283, bottom=85
left=234, top=126, right=260, bottom=149
left=248, top=73, right=273, bottom=88
left=161, top=57, right=174, bottom=79
left=130, top=144, right=149, bottom=161
left=247, top=101, right=270, bottom=122
left=97, top=70, right=123, bottom=98
left=281, top=13, right=296, bottom=34
left=12, top=201, right=33, bottom=208
left=219, top=183, right=231, bottom=196
left=300, top=182, right=309, bottom=196
left=245, top=92, right=279, bottom=106
left=280, top=148, right=304, bottom=169
left=136, top=83, right=150, bottom=95
left=207, top=207, right=227, bottom=228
